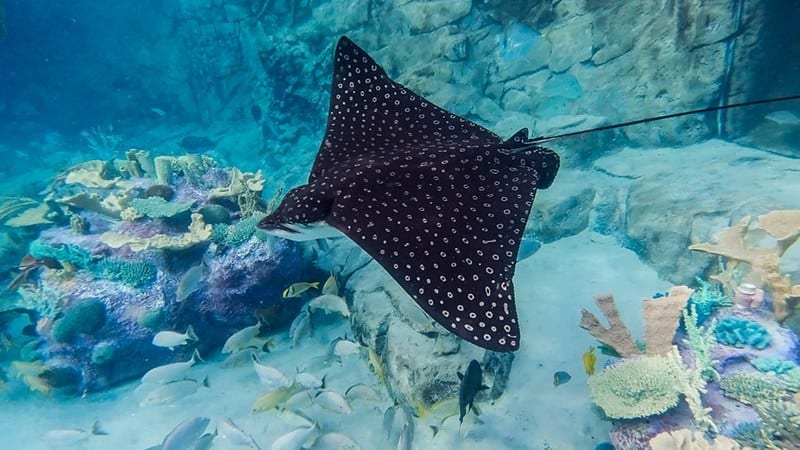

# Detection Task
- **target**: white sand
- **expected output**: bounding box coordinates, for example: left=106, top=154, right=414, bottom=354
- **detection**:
left=0, top=230, right=668, bottom=450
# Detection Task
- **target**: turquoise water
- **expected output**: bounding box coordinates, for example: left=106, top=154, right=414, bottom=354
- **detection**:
left=1, top=1, right=800, bottom=449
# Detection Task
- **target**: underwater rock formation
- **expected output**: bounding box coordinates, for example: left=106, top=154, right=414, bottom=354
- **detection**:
left=309, top=237, right=513, bottom=412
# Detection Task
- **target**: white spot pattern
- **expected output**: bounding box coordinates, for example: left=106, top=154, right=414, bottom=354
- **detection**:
left=258, top=37, right=560, bottom=352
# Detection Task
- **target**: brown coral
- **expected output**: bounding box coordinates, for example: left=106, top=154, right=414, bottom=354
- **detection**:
left=579, top=293, right=640, bottom=357
left=580, top=286, right=693, bottom=357
left=689, top=211, right=800, bottom=321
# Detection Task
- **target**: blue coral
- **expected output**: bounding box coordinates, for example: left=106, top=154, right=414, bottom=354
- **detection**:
left=688, top=278, right=733, bottom=325
left=29, top=239, right=93, bottom=268
left=751, top=356, right=797, bottom=375
left=714, top=317, right=771, bottom=350
left=93, top=259, right=158, bottom=288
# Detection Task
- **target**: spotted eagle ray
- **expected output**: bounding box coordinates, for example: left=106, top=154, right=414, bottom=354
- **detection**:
left=257, top=36, right=800, bottom=352
left=258, top=36, right=558, bottom=352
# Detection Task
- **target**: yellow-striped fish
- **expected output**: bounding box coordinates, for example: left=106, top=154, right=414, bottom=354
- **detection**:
left=583, top=346, right=597, bottom=376
left=282, top=281, right=320, bottom=298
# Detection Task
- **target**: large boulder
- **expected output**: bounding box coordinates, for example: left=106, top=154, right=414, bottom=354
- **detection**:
left=594, top=140, right=800, bottom=283
left=310, top=237, right=514, bottom=409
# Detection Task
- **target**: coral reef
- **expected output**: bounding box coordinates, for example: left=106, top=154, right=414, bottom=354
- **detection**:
left=0, top=151, right=313, bottom=392
left=689, top=211, right=800, bottom=321
left=714, top=317, right=771, bottom=350
left=580, top=286, right=692, bottom=357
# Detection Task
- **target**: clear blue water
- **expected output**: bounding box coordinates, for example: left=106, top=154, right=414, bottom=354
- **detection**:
left=1, top=1, right=800, bottom=449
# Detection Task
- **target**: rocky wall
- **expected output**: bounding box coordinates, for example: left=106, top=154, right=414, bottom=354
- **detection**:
left=159, top=0, right=767, bottom=157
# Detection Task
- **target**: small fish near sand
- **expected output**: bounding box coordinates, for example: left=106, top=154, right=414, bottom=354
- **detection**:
left=218, top=417, right=260, bottom=449
left=139, top=377, right=209, bottom=407
left=141, top=349, right=203, bottom=385
left=315, top=432, right=361, bottom=450
left=289, top=307, right=312, bottom=348
left=308, top=294, right=350, bottom=318
left=222, top=321, right=263, bottom=354
left=252, top=353, right=291, bottom=389
left=271, top=423, right=319, bottom=450
left=321, top=273, right=339, bottom=296
left=252, top=383, right=304, bottom=413
left=176, top=262, right=205, bottom=303
left=282, top=281, right=319, bottom=298
left=553, top=370, right=572, bottom=387
left=458, top=360, right=489, bottom=425
left=152, top=325, right=199, bottom=350
left=583, top=346, right=597, bottom=376
left=158, top=416, right=210, bottom=450
left=42, top=420, right=107, bottom=447
left=314, top=389, right=352, bottom=414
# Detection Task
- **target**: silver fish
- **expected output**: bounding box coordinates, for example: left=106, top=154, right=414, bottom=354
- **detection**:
left=344, top=383, right=381, bottom=403
left=218, top=417, right=260, bottom=449
left=321, top=273, right=338, bottom=296
left=295, top=371, right=324, bottom=389
left=41, top=420, right=107, bottom=447
left=222, top=321, right=262, bottom=354
left=314, top=389, right=351, bottom=414
left=271, top=423, right=318, bottom=450
left=162, top=417, right=210, bottom=450
left=333, top=338, right=361, bottom=357
left=152, top=325, right=199, bottom=350
left=252, top=354, right=290, bottom=389
left=289, top=307, right=311, bottom=348
left=140, top=377, right=208, bottom=407
left=308, top=294, right=350, bottom=318
left=141, top=349, right=203, bottom=385
left=315, top=432, right=361, bottom=450
left=397, top=407, right=415, bottom=450
left=176, top=263, right=204, bottom=302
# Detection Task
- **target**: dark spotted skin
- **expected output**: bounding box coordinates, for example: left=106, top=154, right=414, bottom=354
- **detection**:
left=259, top=37, right=560, bottom=352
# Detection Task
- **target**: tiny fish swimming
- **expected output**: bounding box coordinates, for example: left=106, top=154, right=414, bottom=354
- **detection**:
left=258, top=36, right=560, bottom=352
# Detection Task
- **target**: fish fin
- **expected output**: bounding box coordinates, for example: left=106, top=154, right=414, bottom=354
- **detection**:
left=201, top=376, right=210, bottom=388
left=457, top=372, right=463, bottom=381
left=471, top=402, right=482, bottom=416
left=479, top=384, right=489, bottom=391
left=91, top=419, right=108, bottom=436
left=192, top=348, right=205, bottom=364
left=185, top=324, right=198, bottom=342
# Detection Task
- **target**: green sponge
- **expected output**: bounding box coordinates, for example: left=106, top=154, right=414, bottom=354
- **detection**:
left=52, top=298, right=107, bottom=342
left=129, top=197, right=194, bottom=218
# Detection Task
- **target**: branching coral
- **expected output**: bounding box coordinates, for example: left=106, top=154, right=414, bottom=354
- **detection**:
left=210, top=213, right=267, bottom=248
left=207, top=168, right=267, bottom=217
left=683, top=304, right=719, bottom=381
left=689, top=277, right=734, bottom=324
left=755, top=399, right=800, bottom=449
left=719, top=371, right=785, bottom=405
left=580, top=286, right=692, bottom=356
left=689, top=211, right=800, bottom=321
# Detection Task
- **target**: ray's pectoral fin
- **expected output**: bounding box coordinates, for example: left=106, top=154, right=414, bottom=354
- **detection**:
left=499, top=128, right=560, bottom=189
left=257, top=184, right=341, bottom=241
